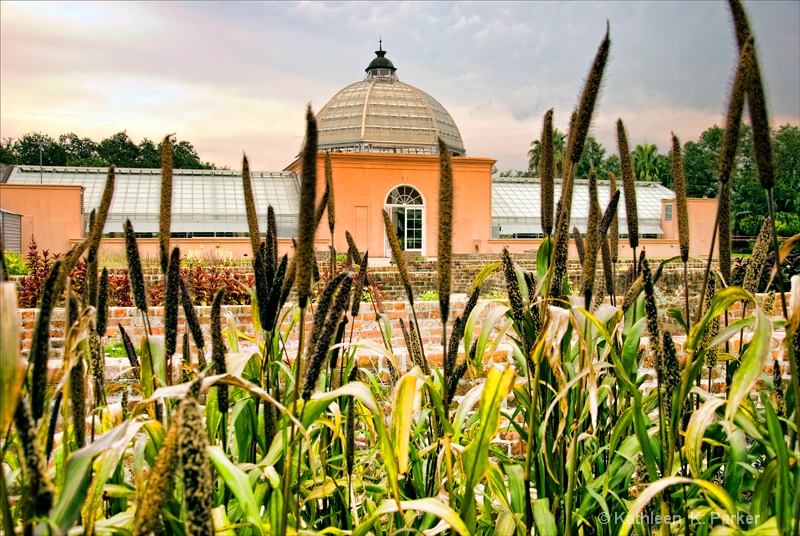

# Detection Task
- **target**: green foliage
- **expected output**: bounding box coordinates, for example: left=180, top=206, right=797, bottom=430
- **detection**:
left=2, top=250, right=28, bottom=275
left=103, top=341, right=140, bottom=358
left=419, top=289, right=439, bottom=301
left=2, top=131, right=219, bottom=169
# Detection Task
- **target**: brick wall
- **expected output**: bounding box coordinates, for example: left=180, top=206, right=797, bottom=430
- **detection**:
left=16, top=292, right=793, bottom=458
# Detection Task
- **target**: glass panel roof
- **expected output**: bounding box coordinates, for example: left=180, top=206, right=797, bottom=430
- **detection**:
left=492, top=178, right=674, bottom=235
left=317, top=79, right=465, bottom=155
left=7, top=166, right=299, bottom=236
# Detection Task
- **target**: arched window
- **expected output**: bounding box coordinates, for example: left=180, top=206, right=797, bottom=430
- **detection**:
left=385, top=185, right=425, bottom=255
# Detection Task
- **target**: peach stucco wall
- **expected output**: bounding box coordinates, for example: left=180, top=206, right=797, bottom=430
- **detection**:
left=0, top=184, right=84, bottom=254
left=659, top=197, right=718, bottom=258
left=286, top=152, right=496, bottom=257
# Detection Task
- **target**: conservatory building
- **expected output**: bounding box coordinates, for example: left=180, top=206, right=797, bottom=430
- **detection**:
left=1, top=46, right=713, bottom=260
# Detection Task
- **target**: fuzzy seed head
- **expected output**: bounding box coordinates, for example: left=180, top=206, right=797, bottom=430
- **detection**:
left=310, top=272, right=349, bottom=353
left=14, top=397, right=55, bottom=517
left=718, top=182, right=732, bottom=285
left=622, top=275, right=644, bottom=313
left=662, top=332, right=681, bottom=393
left=581, top=171, right=601, bottom=305
left=573, top=227, right=585, bottom=265
left=296, top=104, right=319, bottom=308
left=351, top=251, right=369, bottom=318
left=96, top=267, right=109, bottom=335
left=601, top=235, right=615, bottom=301
left=119, top=324, right=141, bottom=378
left=641, top=256, right=663, bottom=382
left=700, top=278, right=719, bottom=366
left=211, top=289, right=227, bottom=415
left=763, top=290, right=776, bottom=316
left=178, top=389, right=214, bottom=536
left=242, top=153, right=262, bottom=256
left=437, top=138, right=454, bottom=324
left=743, top=217, right=772, bottom=295
left=180, top=278, right=204, bottom=354
left=159, top=135, right=174, bottom=275
left=133, top=419, right=180, bottom=536
left=124, top=220, right=148, bottom=313
left=382, top=209, right=414, bottom=304
left=540, top=109, right=555, bottom=236
left=567, top=24, right=610, bottom=164
left=609, top=172, right=619, bottom=262
left=303, top=273, right=353, bottom=399
left=87, top=166, right=116, bottom=263
left=30, top=258, right=62, bottom=420
left=69, top=359, right=86, bottom=449
left=617, top=120, right=639, bottom=249
left=345, top=231, right=362, bottom=267
left=719, top=39, right=752, bottom=185
left=89, top=329, right=104, bottom=399
left=549, top=199, right=572, bottom=301
left=325, top=152, right=335, bottom=234
left=726, top=1, right=776, bottom=192
left=164, top=247, right=181, bottom=358
left=671, top=134, right=690, bottom=262
left=502, top=248, right=525, bottom=323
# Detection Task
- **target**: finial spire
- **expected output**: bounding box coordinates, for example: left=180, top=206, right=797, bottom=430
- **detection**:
left=379, top=37, right=382, bottom=52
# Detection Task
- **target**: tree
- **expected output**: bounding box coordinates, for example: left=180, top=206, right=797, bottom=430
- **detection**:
left=682, top=125, right=725, bottom=198
left=169, top=139, right=213, bottom=169
left=0, top=138, right=16, bottom=165
left=600, top=154, right=621, bottom=179
left=528, top=128, right=566, bottom=177
left=97, top=131, right=140, bottom=168
left=9, top=133, right=67, bottom=166
left=772, top=124, right=800, bottom=214
left=498, top=169, right=534, bottom=178
left=632, top=142, right=661, bottom=183
left=59, top=133, right=108, bottom=167
left=136, top=138, right=160, bottom=168
left=575, top=136, right=606, bottom=179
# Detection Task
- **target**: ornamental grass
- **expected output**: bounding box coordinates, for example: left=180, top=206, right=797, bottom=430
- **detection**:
left=2, top=4, right=799, bottom=536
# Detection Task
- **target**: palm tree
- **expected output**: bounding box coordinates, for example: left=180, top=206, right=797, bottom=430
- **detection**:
left=528, top=129, right=567, bottom=177
left=632, top=141, right=660, bottom=182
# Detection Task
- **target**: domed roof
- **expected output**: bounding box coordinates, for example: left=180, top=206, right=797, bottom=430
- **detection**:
left=315, top=45, right=465, bottom=156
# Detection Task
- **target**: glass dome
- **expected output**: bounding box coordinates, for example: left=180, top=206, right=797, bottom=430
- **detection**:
left=315, top=45, right=466, bottom=156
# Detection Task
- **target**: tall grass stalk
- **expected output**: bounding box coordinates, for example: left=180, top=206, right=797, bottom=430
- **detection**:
left=671, top=134, right=691, bottom=329
left=581, top=169, right=601, bottom=309
left=159, top=134, right=174, bottom=275
left=437, top=138, right=454, bottom=408
left=617, top=119, right=638, bottom=274
left=540, top=109, right=555, bottom=237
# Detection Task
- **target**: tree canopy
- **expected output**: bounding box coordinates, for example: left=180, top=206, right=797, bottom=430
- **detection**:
left=1, top=131, right=219, bottom=169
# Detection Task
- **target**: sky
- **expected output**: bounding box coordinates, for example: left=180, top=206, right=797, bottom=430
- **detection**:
left=1, top=1, right=798, bottom=173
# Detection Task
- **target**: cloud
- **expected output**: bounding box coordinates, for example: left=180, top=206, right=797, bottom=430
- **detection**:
left=1, top=0, right=797, bottom=173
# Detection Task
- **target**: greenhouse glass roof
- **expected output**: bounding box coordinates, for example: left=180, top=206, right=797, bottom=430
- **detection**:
left=492, top=178, right=675, bottom=237
left=5, top=166, right=300, bottom=237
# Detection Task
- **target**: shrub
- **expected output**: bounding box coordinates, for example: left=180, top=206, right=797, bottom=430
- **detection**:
left=419, top=290, right=438, bottom=301
left=3, top=250, right=28, bottom=275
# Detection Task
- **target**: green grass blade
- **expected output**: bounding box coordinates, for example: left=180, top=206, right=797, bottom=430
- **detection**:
left=685, top=397, right=726, bottom=477
left=391, top=371, right=420, bottom=475
left=617, top=477, right=736, bottom=536
left=725, top=308, right=771, bottom=422
left=208, top=445, right=264, bottom=535
left=532, top=498, right=557, bottom=536
left=353, top=498, right=469, bottom=536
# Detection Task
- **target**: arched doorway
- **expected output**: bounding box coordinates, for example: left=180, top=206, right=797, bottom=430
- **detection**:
left=385, top=185, right=425, bottom=257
